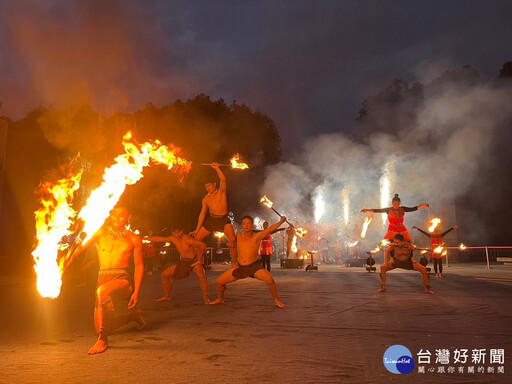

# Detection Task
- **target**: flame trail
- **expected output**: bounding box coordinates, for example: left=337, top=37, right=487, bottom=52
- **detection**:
left=79, top=131, right=191, bottom=244
left=379, top=160, right=395, bottom=225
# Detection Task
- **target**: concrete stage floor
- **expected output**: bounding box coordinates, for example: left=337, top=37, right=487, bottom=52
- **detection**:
left=0, top=263, right=511, bottom=383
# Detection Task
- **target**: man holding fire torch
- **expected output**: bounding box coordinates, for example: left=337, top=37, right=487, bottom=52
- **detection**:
left=64, top=206, right=146, bottom=355
left=210, top=215, right=287, bottom=308
left=192, top=163, right=237, bottom=266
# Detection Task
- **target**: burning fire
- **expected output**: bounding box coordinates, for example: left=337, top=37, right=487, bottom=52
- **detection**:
left=230, top=153, right=249, bottom=169
left=291, top=235, right=298, bottom=253
left=213, top=232, right=225, bottom=239
left=433, top=245, right=444, bottom=254
left=294, top=228, right=308, bottom=238
left=32, top=170, right=83, bottom=298
left=360, top=216, right=372, bottom=238
left=459, top=243, right=467, bottom=251
left=260, top=195, right=273, bottom=209
left=33, top=131, right=191, bottom=298
left=369, top=239, right=391, bottom=254
left=428, top=217, right=441, bottom=233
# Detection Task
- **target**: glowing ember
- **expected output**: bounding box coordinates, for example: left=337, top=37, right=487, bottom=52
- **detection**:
left=230, top=153, right=249, bottom=169
left=379, top=160, right=395, bottom=225
left=361, top=216, right=372, bottom=239
left=260, top=195, right=273, bottom=209
left=213, top=232, right=225, bottom=239
left=428, top=217, right=441, bottom=233
left=314, top=188, right=325, bottom=223
left=421, top=250, right=428, bottom=255
left=459, top=243, right=467, bottom=251
left=32, top=170, right=83, bottom=298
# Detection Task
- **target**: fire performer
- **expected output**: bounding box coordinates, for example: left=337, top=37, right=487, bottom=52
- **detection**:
left=378, top=234, right=434, bottom=294
left=413, top=224, right=459, bottom=278
left=192, top=163, right=237, bottom=266
left=210, top=216, right=287, bottom=308
left=147, top=229, right=210, bottom=304
left=258, top=221, right=286, bottom=271
left=361, top=194, right=428, bottom=242
left=64, top=206, right=146, bottom=355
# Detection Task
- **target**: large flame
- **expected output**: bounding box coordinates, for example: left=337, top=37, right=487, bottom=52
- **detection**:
left=428, top=217, right=441, bottom=233
left=230, top=153, right=249, bottom=169
left=79, top=131, right=191, bottom=244
left=32, top=170, right=83, bottom=298
left=33, top=131, right=191, bottom=298
left=379, top=160, right=395, bottom=225
left=361, top=216, right=372, bottom=239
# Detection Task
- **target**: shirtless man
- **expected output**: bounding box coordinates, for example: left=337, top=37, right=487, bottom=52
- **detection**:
left=193, top=163, right=237, bottom=266
left=147, top=230, right=209, bottom=304
left=65, top=206, right=146, bottom=355
left=378, top=233, right=434, bottom=294
left=210, top=215, right=287, bottom=308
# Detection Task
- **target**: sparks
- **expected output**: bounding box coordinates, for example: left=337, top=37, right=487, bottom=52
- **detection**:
left=379, top=160, right=395, bottom=225
left=314, top=188, right=325, bottom=224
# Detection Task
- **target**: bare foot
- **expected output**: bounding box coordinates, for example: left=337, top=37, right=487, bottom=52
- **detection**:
left=377, top=286, right=386, bottom=293
left=438, top=274, right=443, bottom=278
left=209, top=298, right=225, bottom=305
left=133, top=309, right=146, bottom=329
left=156, top=296, right=172, bottom=302
left=88, top=337, right=108, bottom=355
left=425, top=287, right=435, bottom=294
left=204, top=297, right=211, bottom=304
left=435, top=274, right=439, bottom=278
left=274, top=300, right=285, bottom=308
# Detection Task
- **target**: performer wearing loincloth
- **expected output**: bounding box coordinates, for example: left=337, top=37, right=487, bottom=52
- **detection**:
left=210, top=215, right=287, bottom=308
left=65, top=207, right=146, bottom=355
left=378, top=233, right=434, bottom=294
left=148, top=229, right=209, bottom=304
left=361, top=194, right=428, bottom=242
left=413, top=224, right=459, bottom=278
left=192, top=163, right=237, bottom=266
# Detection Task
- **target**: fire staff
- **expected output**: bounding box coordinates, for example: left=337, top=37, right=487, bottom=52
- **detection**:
left=361, top=194, right=428, bottom=242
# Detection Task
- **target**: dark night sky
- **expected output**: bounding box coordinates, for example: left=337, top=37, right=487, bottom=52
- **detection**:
left=1, top=1, right=511, bottom=154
